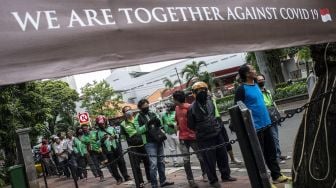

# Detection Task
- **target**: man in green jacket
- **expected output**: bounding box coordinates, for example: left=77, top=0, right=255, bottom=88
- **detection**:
left=135, top=99, right=174, bottom=188
left=96, top=115, right=130, bottom=185
left=80, top=124, right=105, bottom=181
left=162, top=103, right=181, bottom=167
left=74, top=127, right=88, bottom=180
left=120, top=106, right=151, bottom=188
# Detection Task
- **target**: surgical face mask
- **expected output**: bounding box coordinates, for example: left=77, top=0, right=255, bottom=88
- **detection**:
left=196, top=90, right=208, bottom=104
left=125, top=110, right=133, bottom=118
left=258, top=81, right=265, bottom=88
left=141, top=107, right=149, bottom=114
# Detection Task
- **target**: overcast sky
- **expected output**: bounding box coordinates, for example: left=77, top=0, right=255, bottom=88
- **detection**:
left=74, top=60, right=181, bottom=92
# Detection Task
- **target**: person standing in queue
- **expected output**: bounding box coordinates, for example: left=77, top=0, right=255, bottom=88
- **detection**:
left=162, top=103, right=181, bottom=167
left=96, top=115, right=131, bottom=185
left=188, top=82, right=237, bottom=188
left=73, top=127, right=88, bottom=180
left=120, top=106, right=151, bottom=188
left=256, top=74, right=291, bottom=164
left=135, top=99, right=174, bottom=188
left=173, top=90, right=208, bottom=188
left=80, top=124, right=105, bottom=182
left=234, top=64, right=291, bottom=186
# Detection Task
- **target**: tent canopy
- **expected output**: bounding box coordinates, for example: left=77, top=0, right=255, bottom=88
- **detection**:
left=1, top=0, right=335, bottom=85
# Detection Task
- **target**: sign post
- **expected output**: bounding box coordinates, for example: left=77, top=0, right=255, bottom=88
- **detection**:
left=78, top=112, right=90, bottom=125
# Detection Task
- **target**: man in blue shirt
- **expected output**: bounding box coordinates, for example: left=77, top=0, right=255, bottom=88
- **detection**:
left=234, top=64, right=291, bottom=185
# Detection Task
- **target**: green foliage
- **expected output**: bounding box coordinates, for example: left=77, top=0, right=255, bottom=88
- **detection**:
left=0, top=82, right=53, bottom=183
left=81, top=80, right=122, bottom=118
left=163, top=77, right=179, bottom=89
left=198, top=71, right=215, bottom=91
left=273, top=82, right=308, bottom=100
left=215, top=95, right=235, bottom=112
left=296, top=46, right=312, bottom=62
left=181, top=61, right=207, bottom=87
left=0, top=166, right=6, bottom=187
left=36, top=80, right=79, bottom=134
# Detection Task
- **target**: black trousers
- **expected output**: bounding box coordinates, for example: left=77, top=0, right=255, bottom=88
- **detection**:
left=257, top=127, right=281, bottom=180
left=129, top=145, right=151, bottom=183
left=106, top=146, right=130, bottom=181
left=198, top=134, right=231, bottom=184
left=89, top=151, right=104, bottom=177
left=76, top=155, right=88, bottom=179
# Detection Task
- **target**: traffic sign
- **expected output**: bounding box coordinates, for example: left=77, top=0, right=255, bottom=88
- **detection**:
left=78, top=112, right=90, bottom=125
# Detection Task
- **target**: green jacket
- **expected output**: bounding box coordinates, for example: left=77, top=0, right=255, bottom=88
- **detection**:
left=120, top=119, right=138, bottom=138
left=73, top=137, right=87, bottom=156
left=162, top=111, right=176, bottom=135
left=134, top=112, right=163, bottom=144
left=261, top=89, right=274, bottom=107
left=80, top=131, right=101, bottom=152
left=213, top=98, right=220, bottom=118
left=97, top=126, right=118, bottom=152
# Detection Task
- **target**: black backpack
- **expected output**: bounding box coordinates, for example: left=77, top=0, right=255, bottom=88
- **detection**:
left=147, top=118, right=167, bottom=143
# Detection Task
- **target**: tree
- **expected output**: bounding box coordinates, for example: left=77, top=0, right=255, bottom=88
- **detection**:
left=181, top=61, right=207, bottom=87
left=81, top=80, right=122, bottom=118
left=199, top=71, right=215, bottom=91
left=293, top=43, right=336, bottom=187
left=162, top=77, right=179, bottom=94
left=0, top=82, right=51, bottom=168
left=37, top=80, right=79, bottom=134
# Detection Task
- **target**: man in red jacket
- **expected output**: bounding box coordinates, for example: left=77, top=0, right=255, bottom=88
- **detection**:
left=173, top=91, right=207, bottom=188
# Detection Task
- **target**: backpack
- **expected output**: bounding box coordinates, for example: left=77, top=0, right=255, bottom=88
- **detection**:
left=147, top=117, right=167, bottom=143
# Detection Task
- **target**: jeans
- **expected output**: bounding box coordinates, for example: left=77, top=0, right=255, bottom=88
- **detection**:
left=179, top=139, right=207, bottom=180
left=145, top=142, right=166, bottom=187
left=257, top=127, right=281, bottom=180
left=166, top=134, right=179, bottom=164
left=59, top=159, right=71, bottom=178
left=270, top=124, right=281, bottom=159
left=197, top=134, right=231, bottom=184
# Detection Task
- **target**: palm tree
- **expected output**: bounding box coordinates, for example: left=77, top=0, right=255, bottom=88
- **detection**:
left=199, top=71, right=215, bottom=91
left=181, top=61, right=207, bottom=87
left=162, top=77, right=179, bottom=94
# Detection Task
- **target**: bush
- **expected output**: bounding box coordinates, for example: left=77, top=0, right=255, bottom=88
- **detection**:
left=274, top=82, right=307, bottom=100
left=216, top=94, right=235, bottom=112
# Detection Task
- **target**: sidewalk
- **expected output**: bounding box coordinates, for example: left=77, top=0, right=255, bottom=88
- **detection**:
left=38, top=168, right=290, bottom=188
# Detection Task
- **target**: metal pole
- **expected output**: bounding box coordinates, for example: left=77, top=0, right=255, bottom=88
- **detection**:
left=128, top=150, right=141, bottom=188
left=229, top=101, right=271, bottom=188
left=175, top=68, right=182, bottom=88
left=41, top=161, right=49, bottom=188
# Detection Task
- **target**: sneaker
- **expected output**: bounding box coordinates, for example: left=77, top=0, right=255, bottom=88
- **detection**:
left=222, top=176, right=237, bottom=182
left=230, top=159, right=243, bottom=165
left=202, top=174, right=208, bottom=182
left=279, top=160, right=286, bottom=164
left=273, top=174, right=292, bottom=184
left=99, top=176, right=105, bottom=182
left=210, top=182, right=222, bottom=188
left=116, top=179, right=123, bottom=185
left=188, top=180, right=199, bottom=188
left=124, top=176, right=132, bottom=181
left=280, top=156, right=292, bottom=160
left=160, top=181, right=174, bottom=187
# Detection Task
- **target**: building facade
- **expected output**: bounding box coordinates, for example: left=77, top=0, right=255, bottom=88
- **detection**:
left=106, top=53, right=246, bottom=103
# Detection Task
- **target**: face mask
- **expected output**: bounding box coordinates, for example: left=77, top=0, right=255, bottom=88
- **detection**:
left=258, top=81, right=265, bottom=88
left=125, top=110, right=133, bottom=118
left=141, top=107, right=149, bottom=114
left=196, top=91, right=208, bottom=104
